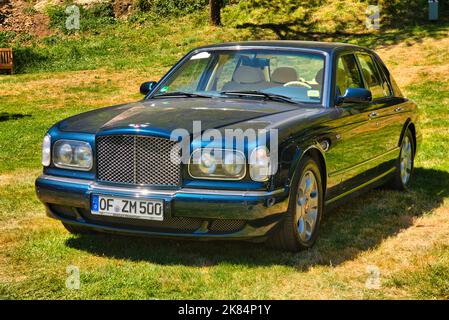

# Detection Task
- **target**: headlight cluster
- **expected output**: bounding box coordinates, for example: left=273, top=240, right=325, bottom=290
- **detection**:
left=189, top=149, right=246, bottom=180
left=249, top=146, right=271, bottom=182
left=188, top=147, right=273, bottom=182
left=52, top=139, right=93, bottom=171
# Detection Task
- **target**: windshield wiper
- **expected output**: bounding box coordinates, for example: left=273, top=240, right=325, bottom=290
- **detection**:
left=152, top=91, right=212, bottom=98
left=220, top=90, right=298, bottom=105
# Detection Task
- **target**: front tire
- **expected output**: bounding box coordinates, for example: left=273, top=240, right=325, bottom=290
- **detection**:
left=266, top=156, right=324, bottom=252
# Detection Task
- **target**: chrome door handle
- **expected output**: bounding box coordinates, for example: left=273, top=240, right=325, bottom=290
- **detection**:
left=368, top=112, right=378, bottom=118
left=395, top=107, right=403, bottom=112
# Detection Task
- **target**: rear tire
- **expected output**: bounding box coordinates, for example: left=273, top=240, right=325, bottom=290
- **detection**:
left=388, top=129, right=415, bottom=190
left=266, top=156, right=324, bottom=252
left=62, top=222, right=95, bottom=235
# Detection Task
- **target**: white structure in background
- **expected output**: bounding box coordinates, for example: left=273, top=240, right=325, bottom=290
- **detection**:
left=429, top=0, right=439, bottom=21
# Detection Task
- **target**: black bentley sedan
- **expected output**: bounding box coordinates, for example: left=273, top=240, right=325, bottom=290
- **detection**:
left=35, top=41, right=420, bottom=251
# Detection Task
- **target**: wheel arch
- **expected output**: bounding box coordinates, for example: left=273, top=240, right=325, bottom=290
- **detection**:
left=289, top=144, right=327, bottom=198
left=400, top=119, right=417, bottom=154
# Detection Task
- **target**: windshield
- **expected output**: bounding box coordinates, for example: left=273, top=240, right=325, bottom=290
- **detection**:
left=152, top=49, right=326, bottom=104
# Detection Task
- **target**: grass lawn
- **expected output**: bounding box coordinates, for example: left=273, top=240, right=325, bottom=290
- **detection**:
left=0, top=18, right=449, bottom=299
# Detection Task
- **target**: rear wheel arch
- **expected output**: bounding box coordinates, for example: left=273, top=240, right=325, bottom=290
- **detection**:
left=407, top=122, right=417, bottom=154
left=400, top=120, right=417, bottom=154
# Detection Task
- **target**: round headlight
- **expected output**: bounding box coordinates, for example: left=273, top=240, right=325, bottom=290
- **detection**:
left=223, top=152, right=245, bottom=176
left=198, top=151, right=217, bottom=174
left=74, top=145, right=92, bottom=168
left=58, top=143, right=73, bottom=164
left=250, top=147, right=271, bottom=182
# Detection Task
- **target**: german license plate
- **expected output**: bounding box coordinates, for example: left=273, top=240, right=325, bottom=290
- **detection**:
left=91, top=195, right=164, bottom=221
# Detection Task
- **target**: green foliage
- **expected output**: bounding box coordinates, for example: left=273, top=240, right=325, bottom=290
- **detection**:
left=47, top=3, right=116, bottom=34
left=87, top=2, right=115, bottom=18
left=46, top=5, right=67, bottom=30
left=0, top=31, right=17, bottom=47
left=135, top=0, right=208, bottom=16
left=379, top=0, right=431, bottom=26
left=11, top=46, right=49, bottom=74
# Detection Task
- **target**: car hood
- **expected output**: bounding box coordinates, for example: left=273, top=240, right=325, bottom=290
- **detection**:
left=57, top=97, right=303, bottom=135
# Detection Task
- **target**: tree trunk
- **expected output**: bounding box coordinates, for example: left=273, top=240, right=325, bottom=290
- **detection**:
left=209, top=0, right=221, bottom=26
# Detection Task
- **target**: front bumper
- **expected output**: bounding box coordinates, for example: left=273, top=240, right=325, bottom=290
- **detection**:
left=35, top=175, right=290, bottom=241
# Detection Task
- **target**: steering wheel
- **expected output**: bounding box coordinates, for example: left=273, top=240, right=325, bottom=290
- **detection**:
left=283, top=80, right=312, bottom=89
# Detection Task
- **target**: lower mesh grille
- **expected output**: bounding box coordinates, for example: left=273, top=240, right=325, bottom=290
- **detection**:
left=51, top=206, right=246, bottom=234
left=209, top=219, right=246, bottom=233
left=146, top=217, right=204, bottom=231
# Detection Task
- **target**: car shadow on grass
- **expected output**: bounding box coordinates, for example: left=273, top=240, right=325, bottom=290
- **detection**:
left=65, top=167, right=449, bottom=270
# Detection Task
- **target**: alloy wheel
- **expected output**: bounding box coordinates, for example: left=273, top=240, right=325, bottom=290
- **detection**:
left=400, top=136, right=413, bottom=186
left=296, top=170, right=319, bottom=242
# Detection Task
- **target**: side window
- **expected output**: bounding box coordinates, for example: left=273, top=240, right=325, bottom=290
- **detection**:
left=373, top=57, right=393, bottom=97
left=165, top=57, right=210, bottom=93
left=335, top=54, right=364, bottom=97
left=356, top=54, right=385, bottom=99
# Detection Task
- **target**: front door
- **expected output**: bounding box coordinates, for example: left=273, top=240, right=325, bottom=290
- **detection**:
left=325, top=53, right=381, bottom=201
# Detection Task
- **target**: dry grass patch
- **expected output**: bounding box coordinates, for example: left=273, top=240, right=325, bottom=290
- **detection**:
left=377, top=37, right=449, bottom=88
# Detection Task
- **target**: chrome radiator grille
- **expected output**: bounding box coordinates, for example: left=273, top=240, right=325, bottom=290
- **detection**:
left=96, top=135, right=181, bottom=186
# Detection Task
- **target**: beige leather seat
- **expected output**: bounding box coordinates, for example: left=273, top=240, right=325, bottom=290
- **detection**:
left=270, top=67, right=298, bottom=84
left=311, top=68, right=324, bottom=90
left=222, top=65, right=269, bottom=91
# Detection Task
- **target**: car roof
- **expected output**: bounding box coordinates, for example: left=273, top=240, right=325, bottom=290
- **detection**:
left=195, top=40, right=365, bottom=54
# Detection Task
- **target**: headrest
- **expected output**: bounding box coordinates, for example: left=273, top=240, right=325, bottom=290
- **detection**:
left=271, top=67, right=298, bottom=84
left=315, top=68, right=324, bottom=84
left=233, top=65, right=264, bottom=84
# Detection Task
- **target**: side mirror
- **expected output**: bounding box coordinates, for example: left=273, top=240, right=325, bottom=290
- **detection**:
left=140, top=81, right=158, bottom=95
left=338, top=88, right=372, bottom=104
